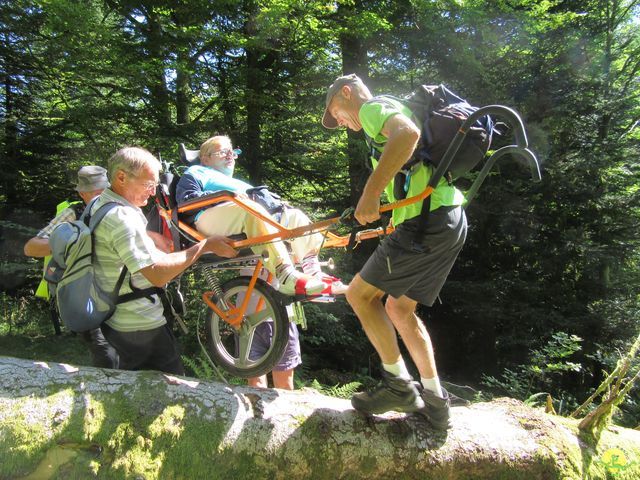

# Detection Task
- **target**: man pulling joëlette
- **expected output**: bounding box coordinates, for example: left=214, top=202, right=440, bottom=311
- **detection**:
left=322, top=74, right=467, bottom=429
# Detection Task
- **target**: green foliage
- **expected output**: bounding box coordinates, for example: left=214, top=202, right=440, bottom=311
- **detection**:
left=306, top=378, right=362, bottom=399
left=0, top=292, right=49, bottom=336
left=482, top=332, right=583, bottom=414
left=582, top=328, right=640, bottom=428
left=299, top=301, right=373, bottom=373
left=1, top=0, right=639, bottom=429
left=181, top=354, right=219, bottom=381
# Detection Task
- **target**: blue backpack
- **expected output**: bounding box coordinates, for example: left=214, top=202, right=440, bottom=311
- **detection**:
left=45, top=199, right=130, bottom=332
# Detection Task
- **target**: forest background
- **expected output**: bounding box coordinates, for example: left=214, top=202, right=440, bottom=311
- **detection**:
left=1, top=0, right=638, bottom=428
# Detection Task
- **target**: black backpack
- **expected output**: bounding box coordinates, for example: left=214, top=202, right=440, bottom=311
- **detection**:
left=365, top=84, right=495, bottom=199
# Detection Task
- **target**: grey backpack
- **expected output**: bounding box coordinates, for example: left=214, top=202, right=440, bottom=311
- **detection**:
left=44, top=199, right=128, bottom=333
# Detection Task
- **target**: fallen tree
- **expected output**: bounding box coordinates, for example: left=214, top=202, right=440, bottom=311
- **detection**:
left=0, top=355, right=638, bottom=479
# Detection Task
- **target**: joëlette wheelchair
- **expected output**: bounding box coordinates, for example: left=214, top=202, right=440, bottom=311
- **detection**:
left=153, top=105, right=542, bottom=379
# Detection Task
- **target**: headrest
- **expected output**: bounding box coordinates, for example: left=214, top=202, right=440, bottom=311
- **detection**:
left=179, top=143, right=200, bottom=166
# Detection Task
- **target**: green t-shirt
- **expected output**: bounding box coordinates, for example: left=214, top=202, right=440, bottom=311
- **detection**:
left=359, top=97, right=465, bottom=226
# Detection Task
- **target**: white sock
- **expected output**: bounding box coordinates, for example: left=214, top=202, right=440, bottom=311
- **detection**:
left=421, top=376, right=443, bottom=397
left=275, top=263, right=297, bottom=285
left=301, top=253, right=322, bottom=277
left=382, top=359, right=411, bottom=380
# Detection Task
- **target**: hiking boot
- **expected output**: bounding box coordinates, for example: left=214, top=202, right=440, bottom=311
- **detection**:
left=351, top=370, right=425, bottom=415
left=412, top=381, right=471, bottom=407
left=415, top=387, right=452, bottom=431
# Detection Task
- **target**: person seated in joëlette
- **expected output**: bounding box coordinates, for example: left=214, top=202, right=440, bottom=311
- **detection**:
left=176, top=135, right=346, bottom=297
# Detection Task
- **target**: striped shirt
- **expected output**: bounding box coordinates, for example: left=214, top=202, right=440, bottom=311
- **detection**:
left=91, top=189, right=166, bottom=332
left=36, top=207, right=77, bottom=238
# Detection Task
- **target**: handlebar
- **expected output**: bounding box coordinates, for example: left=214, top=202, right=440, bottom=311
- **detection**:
left=429, top=105, right=540, bottom=190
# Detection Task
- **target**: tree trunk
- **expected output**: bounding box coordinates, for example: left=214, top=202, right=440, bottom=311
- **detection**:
left=1, top=356, right=638, bottom=479
left=2, top=72, right=19, bottom=211
left=146, top=12, right=172, bottom=133
left=245, top=45, right=264, bottom=185
left=175, top=53, right=191, bottom=126
left=339, top=11, right=378, bottom=272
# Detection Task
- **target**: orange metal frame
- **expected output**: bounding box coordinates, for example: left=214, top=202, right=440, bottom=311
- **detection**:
left=157, top=186, right=434, bottom=330
left=158, top=185, right=434, bottom=248
left=201, top=258, right=266, bottom=329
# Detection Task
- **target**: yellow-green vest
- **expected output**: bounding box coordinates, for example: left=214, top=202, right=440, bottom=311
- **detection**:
left=34, top=200, right=82, bottom=299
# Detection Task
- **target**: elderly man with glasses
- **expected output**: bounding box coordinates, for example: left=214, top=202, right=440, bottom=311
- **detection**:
left=176, top=135, right=345, bottom=297
left=89, top=146, right=237, bottom=374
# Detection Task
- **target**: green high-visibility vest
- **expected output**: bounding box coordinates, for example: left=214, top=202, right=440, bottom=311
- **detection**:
left=34, top=200, right=82, bottom=299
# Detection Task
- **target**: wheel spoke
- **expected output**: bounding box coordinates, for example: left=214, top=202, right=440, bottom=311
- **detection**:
left=208, top=279, right=288, bottom=377
left=243, top=305, right=273, bottom=329
left=236, top=328, right=254, bottom=367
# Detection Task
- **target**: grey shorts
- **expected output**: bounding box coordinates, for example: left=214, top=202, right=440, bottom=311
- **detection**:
left=249, top=321, right=301, bottom=371
left=360, top=206, right=467, bottom=306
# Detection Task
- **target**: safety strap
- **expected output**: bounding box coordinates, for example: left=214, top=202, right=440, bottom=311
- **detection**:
left=113, top=266, right=180, bottom=334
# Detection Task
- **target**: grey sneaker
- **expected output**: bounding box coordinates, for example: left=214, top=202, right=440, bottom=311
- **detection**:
left=416, top=387, right=452, bottom=430
left=351, top=371, right=425, bottom=415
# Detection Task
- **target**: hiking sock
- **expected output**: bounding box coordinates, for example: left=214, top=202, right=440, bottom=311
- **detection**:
left=421, top=376, right=444, bottom=398
left=382, top=359, right=411, bottom=380
left=275, top=262, right=297, bottom=286
left=301, top=252, right=322, bottom=277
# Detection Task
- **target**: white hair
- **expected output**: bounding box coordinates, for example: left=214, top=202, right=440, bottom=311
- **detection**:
left=108, top=146, right=161, bottom=180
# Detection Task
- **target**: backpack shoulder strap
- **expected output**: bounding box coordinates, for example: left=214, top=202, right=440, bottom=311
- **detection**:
left=363, top=95, right=414, bottom=159
left=83, top=199, right=123, bottom=230
left=80, top=198, right=134, bottom=302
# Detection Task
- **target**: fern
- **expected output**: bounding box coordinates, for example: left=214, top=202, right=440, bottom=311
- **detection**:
left=307, top=379, right=362, bottom=399
left=182, top=354, right=217, bottom=380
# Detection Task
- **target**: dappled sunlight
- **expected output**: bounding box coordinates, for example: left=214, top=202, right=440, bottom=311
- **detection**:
left=82, top=394, right=105, bottom=442
left=0, top=383, right=79, bottom=478
left=149, top=404, right=186, bottom=440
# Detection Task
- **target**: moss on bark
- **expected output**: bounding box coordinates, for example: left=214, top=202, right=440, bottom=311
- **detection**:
left=1, top=356, right=639, bottom=479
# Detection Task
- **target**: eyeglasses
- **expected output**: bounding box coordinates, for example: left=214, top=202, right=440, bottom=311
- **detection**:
left=209, top=148, right=242, bottom=158
left=139, top=180, right=159, bottom=191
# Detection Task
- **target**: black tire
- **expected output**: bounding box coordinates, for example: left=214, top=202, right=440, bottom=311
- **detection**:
left=205, top=276, right=290, bottom=378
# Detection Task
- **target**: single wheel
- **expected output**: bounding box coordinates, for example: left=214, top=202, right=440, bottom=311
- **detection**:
left=205, top=276, right=290, bottom=378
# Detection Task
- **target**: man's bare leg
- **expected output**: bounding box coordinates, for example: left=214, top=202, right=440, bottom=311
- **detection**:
left=248, top=375, right=268, bottom=388
left=248, top=370, right=294, bottom=390
left=345, top=274, right=401, bottom=364
left=385, top=295, right=451, bottom=429
left=345, top=274, right=424, bottom=414
left=272, top=369, right=294, bottom=390
left=385, top=295, right=441, bottom=393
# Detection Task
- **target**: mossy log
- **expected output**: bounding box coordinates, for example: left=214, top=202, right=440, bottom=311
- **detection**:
left=0, top=355, right=639, bottom=479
